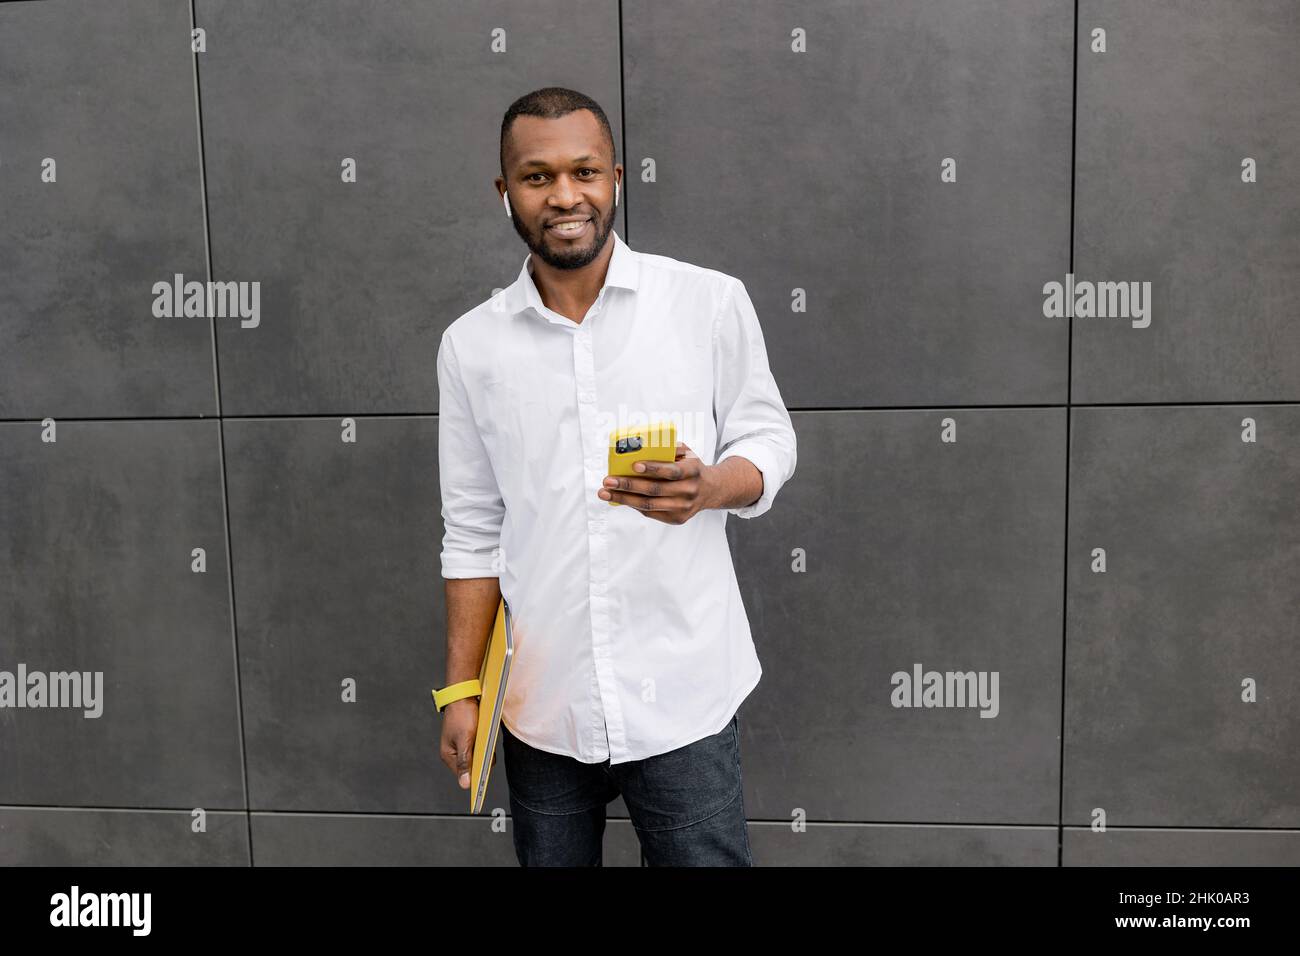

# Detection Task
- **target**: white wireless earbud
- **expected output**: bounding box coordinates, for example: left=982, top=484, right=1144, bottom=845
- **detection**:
left=615, top=181, right=619, bottom=206
left=503, top=191, right=512, bottom=217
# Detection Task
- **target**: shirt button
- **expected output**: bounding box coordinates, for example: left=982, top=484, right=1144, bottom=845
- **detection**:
left=579, top=391, right=594, bottom=403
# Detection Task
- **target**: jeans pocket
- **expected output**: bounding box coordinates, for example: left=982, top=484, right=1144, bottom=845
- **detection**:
left=628, top=718, right=743, bottom=832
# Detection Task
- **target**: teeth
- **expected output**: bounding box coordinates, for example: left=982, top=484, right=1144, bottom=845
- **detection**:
left=551, top=220, right=587, bottom=232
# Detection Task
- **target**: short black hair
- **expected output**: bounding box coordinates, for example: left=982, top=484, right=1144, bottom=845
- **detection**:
left=500, top=87, right=617, bottom=180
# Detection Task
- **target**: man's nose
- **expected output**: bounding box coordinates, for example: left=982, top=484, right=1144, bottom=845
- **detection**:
left=550, top=178, right=585, bottom=207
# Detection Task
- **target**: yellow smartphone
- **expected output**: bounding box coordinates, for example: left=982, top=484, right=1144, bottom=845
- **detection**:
left=607, top=420, right=677, bottom=506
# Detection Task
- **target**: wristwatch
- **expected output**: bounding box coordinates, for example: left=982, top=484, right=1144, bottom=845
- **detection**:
left=432, top=678, right=482, bottom=713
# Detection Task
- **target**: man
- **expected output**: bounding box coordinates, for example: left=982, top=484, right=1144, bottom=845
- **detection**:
left=435, top=87, right=796, bottom=866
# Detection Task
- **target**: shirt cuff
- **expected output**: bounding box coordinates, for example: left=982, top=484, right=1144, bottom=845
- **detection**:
left=440, top=549, right=502, bottom=579
left=715, top=440, right=783, bottom=519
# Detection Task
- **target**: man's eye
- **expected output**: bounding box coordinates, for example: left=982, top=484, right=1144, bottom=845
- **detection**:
left=527, top=170, right=596, bottom=182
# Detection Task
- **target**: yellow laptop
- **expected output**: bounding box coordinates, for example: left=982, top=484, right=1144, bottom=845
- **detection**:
left=469, top=596, right=514, bottom=814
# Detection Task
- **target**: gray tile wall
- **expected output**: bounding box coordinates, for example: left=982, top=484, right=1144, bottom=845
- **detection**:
left=1, top=0, right=1296, bottom=866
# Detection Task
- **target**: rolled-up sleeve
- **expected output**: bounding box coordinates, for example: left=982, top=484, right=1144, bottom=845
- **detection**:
left=712, top=277, right=798, bottom=519
left=437, top=331, right=506, bottom=577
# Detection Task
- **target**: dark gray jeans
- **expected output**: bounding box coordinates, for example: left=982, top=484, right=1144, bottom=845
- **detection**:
left=500, top=712, right=752, bottom=866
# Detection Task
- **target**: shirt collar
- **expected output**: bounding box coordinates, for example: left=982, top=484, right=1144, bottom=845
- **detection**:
left=502, top=227, right=639, bottom=322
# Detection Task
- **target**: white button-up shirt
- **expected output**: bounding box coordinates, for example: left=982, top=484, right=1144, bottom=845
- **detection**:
left=437, top=229, right=796, bottom=764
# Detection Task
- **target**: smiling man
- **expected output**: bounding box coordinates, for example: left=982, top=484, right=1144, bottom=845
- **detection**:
left=433, top=87, right=797, bottom=867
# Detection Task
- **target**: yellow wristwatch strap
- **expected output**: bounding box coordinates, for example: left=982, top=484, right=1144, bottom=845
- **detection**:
left=433, top=678, right=482, bottom=713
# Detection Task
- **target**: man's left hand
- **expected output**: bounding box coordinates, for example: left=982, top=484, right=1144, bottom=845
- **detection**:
left=598, top=441, right=715, bottom=524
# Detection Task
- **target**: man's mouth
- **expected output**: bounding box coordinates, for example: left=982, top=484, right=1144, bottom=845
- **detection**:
left=547, top=219, right=591, bottom=238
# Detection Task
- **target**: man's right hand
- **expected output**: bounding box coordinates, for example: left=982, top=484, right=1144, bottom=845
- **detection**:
left=440, top=698, right=485, bottom=789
